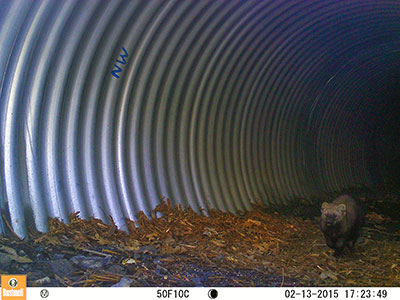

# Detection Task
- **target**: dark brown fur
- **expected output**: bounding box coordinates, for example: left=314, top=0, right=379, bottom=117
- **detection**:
left=320, top=195, right=365, bottom=257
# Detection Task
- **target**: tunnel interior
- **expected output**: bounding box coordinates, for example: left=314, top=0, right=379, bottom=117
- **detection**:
left=1, top=0, right=400, bottom=288
left=325, top=50, right=400, bottom=187
left=0, top=0, right=400, bottom=239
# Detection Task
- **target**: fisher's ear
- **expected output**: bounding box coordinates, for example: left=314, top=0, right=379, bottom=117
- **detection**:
left=338, top=203, right=346, bottom=213
left=321, top=202, right=329, bottom=212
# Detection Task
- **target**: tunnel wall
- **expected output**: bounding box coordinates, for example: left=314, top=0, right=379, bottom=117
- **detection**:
left=1, top=0, right=400, bottom=238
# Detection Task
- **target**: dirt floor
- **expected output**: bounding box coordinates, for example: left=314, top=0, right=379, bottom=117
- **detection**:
left=0, top=185, right=399, bottom=287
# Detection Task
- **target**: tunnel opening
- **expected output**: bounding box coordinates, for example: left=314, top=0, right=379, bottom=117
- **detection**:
left=366, top=79, right=400, bottom=187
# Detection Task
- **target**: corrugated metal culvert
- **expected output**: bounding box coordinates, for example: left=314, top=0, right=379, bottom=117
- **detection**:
left=1, top=0, right=400, bottom=239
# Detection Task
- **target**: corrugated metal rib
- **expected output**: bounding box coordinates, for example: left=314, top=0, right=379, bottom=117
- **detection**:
left=1, top=0, right=400, bottom=238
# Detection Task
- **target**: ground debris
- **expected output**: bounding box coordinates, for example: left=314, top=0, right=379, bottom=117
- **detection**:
left=0, top=187, right=399, bottom=287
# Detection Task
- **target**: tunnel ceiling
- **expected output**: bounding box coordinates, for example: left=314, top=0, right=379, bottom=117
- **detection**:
left=1, top=0, right=400, bottom=238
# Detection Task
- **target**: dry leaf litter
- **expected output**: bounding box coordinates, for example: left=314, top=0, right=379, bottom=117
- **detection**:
left=0, top=190, right=399, bottom=287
